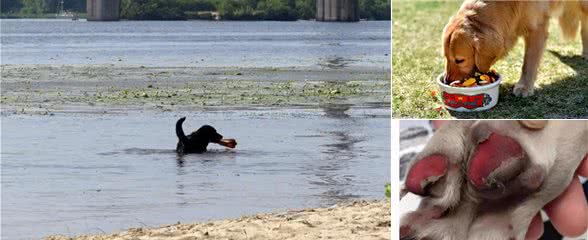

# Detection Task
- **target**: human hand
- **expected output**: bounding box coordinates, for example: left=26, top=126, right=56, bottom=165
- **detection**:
left=525, top=154, right=588, bottom=239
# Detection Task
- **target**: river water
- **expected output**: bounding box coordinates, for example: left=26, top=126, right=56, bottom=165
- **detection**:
left=1, top=18, right=390, bottom=239
left=0, top=19, right=390, bottom=68
left=1, top=107, right=390, bottom=239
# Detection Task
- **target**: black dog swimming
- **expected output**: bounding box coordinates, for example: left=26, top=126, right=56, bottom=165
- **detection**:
left=175, top=117, right=236, bottom=154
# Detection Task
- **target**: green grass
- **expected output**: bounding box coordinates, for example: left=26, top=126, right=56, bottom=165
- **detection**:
left=392, top=1, right=588, bottom=118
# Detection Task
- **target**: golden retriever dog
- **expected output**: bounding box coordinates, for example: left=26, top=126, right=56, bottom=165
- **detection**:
left=400, top=120, right=587, bottom=240
left=443, top=1, right=588, bottom=97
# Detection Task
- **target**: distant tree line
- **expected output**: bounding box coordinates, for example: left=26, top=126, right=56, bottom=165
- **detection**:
left=1, top=0, right=85, bottom=15
left=1, top=0, right=390, bottom=20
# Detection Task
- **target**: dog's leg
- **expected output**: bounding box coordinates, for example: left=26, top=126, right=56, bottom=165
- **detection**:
left=582, top=15, right=588, bottom=59
left=581, top=1, right=588, bottom=59
left=514, top=20, right=549, bottom=97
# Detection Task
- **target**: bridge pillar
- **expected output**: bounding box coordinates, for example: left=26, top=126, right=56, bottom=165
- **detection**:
left=316, top=0, right=359, bottom=22
left=86, top=0, right=120, bottom=21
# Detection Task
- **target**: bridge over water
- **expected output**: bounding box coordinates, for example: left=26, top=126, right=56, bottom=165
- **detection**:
left=86, top=0, right=359, bottom=22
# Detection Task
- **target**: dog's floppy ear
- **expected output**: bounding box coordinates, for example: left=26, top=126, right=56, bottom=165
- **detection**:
left=473, top=33, right=502, bottom=73
left=442, top=16, right=457, bottom=55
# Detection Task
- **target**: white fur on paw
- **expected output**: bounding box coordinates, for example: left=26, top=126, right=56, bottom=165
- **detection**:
left=513, top=84, right=534, bottom=97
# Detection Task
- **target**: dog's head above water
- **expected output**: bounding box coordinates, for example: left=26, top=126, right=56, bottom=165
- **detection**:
left=194, top=125, right=224, bottom=143
left=175, top=117, right=236, bottom=154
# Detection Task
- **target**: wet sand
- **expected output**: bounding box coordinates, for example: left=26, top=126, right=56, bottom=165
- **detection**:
left=0, top=64, right=390, bottom=114
left=46, top=200, right=390, bottom=240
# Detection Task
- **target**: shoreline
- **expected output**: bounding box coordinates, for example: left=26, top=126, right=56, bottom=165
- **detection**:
left=1, top=64, right=390, bottom=115
left=45, top=199, right=390, bottom=240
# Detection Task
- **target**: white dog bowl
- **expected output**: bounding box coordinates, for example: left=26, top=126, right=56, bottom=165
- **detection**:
left=436, top=73, right=501, bottom=112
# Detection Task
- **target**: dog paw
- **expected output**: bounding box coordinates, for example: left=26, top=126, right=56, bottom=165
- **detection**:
left=513, top=84, right=534, bottom=97
left=400, top=121, right=588, bottom=240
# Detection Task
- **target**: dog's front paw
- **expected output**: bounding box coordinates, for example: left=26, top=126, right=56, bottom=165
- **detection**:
left=513, top=83, right=534, bottom=97
left=400, top=121, right=565, bottom=240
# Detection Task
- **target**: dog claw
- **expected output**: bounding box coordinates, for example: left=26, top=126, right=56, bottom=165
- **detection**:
left=467, top=133, right=525, bottom=190
left=405, top=155, right=448, bottom=196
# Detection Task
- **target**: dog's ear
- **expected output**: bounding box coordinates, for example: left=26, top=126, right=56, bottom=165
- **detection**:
left=442, top=16, right=459, bottom=57
left=473, top=33, right=502, bottom=73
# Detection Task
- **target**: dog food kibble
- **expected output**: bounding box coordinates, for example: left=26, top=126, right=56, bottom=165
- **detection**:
left=444, top=70, right=498, bottom=88
left=463, top=78, right=477, bottom=87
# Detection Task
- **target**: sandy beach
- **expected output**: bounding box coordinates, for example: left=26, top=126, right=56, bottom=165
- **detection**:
left=45, top=200, right=390, bottom=240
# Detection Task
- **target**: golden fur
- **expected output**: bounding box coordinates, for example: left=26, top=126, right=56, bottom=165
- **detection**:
left=443, top=0, right=588, bottom=97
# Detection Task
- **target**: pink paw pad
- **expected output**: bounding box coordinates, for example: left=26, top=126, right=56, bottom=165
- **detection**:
left=405, top=155, right=448, bottom=196
left=467, top=133, right=525, bottom=190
